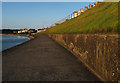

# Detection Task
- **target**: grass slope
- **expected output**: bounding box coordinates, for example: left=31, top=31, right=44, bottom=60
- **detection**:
left=44, top=2, right=119, bottom=34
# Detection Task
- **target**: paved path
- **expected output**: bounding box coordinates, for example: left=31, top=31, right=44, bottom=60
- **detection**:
left=3, top=34, right=100, bottom=81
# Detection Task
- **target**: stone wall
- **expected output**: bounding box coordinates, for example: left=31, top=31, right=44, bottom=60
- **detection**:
left=48, top=34, right=120, bottom=81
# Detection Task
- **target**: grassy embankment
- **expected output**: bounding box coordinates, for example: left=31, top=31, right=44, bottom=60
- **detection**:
left=40, top=2, right=119, bottom=34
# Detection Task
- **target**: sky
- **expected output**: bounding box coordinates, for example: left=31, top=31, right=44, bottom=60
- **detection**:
left=2, top=0, right=103, bottom=2
left=2, top=1, right=103, bottom=29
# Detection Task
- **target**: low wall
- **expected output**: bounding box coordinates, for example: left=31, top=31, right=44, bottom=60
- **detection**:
left=48, top=34, right=120, bottom=81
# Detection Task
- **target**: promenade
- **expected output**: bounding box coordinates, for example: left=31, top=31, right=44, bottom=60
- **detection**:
left=3, top=34, right=100, bottom=81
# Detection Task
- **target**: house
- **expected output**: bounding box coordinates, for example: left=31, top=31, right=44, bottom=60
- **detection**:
left=89, top=4, right=93, bottom=9
left=73, top=11, right=78, bottom=18
left=37, top=29, right=42, bottom=33
left=93, top=1, right=98, bottom=7
left=84, top=6, right=88, bottom=11
left=89, top=4, right=91, bottom=8
left=28, top=29, right=36, bottom=33
left=13, top=29, right=20, bottom=34
left=37, top=28, right=46, bottom=33
left=77, top=10, right=81, bottom=16
left=93, top=3, right=96, bottom=7
left=18, top=30, right=22, bottom=33
left=17, top=29, right=28, bottom=33
left=80, top=8, right=84, bottom=13
left=21, top=28, right=28, bottom=33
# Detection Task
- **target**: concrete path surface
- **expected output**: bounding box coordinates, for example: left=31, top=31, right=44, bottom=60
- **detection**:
left=2, top=34, right=100, bottom=81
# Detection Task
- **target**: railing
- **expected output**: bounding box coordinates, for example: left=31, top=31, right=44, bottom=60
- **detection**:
left=48, top=2, right=96, bottom=28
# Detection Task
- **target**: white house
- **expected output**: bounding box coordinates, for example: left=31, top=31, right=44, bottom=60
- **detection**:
left=21, top=29, right=28, bottom=33
left=89, top=4, right=93, bottom=9
left=77, top=10, right=81, bottom=16
left=73, top=12, right=78, bottom=18
left=93, top=4, right=96, bottom=7
left=18, top=30, right=22, bottom=33
left=37, top=29, right=46, bottom=33
left=80, top=8, right=84, bottom=13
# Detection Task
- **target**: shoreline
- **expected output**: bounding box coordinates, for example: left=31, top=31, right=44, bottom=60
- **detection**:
left=0, top=33, right=31, bottom=37
left=1, top=34, right=35, bottom=52
left=0, top=33, right=36, bottom=40
left=2, top=37, right=34, bottom=53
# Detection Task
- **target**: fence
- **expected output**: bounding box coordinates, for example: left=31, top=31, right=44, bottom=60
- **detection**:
left=48, top=2, right=96, bottom=28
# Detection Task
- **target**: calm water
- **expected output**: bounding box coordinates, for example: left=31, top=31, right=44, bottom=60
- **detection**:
left=0, top=35, right=30, bottom=51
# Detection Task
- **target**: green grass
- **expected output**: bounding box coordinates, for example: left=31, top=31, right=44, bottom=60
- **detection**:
left=43, top=2, right=119, bottom=34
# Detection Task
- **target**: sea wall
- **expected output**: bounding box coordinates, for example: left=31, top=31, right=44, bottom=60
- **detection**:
left=48, top=34, right=120, bottom=81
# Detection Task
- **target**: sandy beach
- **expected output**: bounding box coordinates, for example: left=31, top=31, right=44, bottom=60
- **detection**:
left=2, top=34, right=100, bottom=81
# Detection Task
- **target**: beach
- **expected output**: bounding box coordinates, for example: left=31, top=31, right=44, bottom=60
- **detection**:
left=2, top=34, right=100, bottom=81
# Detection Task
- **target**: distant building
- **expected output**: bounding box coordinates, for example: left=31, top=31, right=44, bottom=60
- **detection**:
left=37, top=28, right=46, bottom=33
left=17, top=29, right=28, bottom=33
left=12, top=29, right=20, bottom=34
left=93, top=1, right=98, bottom=7
left=89, top=4, right=93, bottom=9
left=80, top=8, right=84, bottom=13
left=21, top=28, right=28, bottom=33
left=77, top=10, right=81, bottom=16
left=28, top=29, right=36, bottom=33
left=84, top=6, right=88, bottom=11
left=18, top=30, right=22, bottom=33
left=73, top=12, right=78, bottom=18
left=93, top=3, right=96, bottom=7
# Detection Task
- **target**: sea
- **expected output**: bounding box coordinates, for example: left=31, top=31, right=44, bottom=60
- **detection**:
left=0, top=35, right=30, bottom=51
